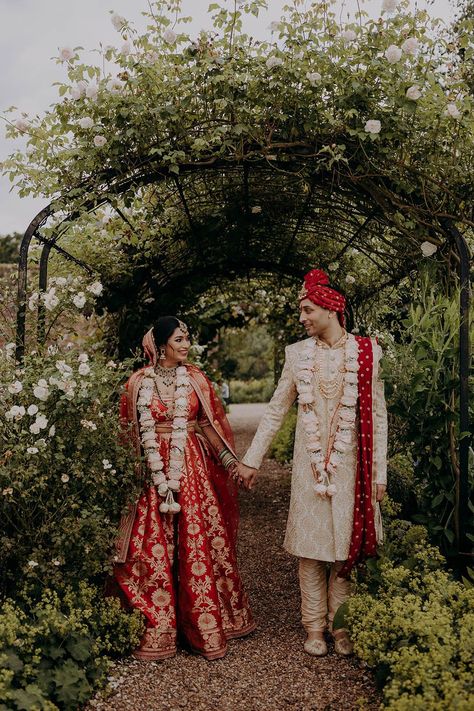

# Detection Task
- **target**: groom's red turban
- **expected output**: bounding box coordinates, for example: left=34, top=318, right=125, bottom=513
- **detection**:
left=299, top=269, right=346, bottom=326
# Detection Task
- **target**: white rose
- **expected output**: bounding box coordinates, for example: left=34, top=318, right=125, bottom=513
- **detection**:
left=35, top=414, right=48, bottom=430
left=75, top=81, right=87, bottom=99
left=306, top=71, right=322, bottom=86
left=28, top=292, right=39, bottom=311
left=406, top=85, right=421, bottom=101
left=8, top=381, right=23, bottom=394
left=27, top=447, right=39, bottom=454
left=120, top=41, right=131, bottom=56
left=4, top=343, right=16, bottom=357
left=49, top=425, right=56, bottom=437
left=251, top=206, right=262, bottom=214
left=384, top=45, right=402, bottom=64
left=401, top=37, right=419, bottom=55
left=87, top=281, right=103, bottom=296
left=59, top=47, right=74, bottom=62
left=30, top=422, right=41, bottom=434
left=328, top=262, right=339, bottom=271
left=27, top=404, right=39, bottom=416
left=61, top=474, right=70, bottom=483
left=78, top=353, right=89, bottom=363
left=341, top=29, right=357, bottom=43
left=56, top=277, right=67, bottom=286
left=43, top=288, right=59, bottom=311
left=93, top=135, right=107, bottom=148
left=79, top=117, right=94, bottom=129
left=345, top=274, right=356, bottom=284
left=364, top=119, right=382, bottom=134
left=33, top=385, right=49, bottom=401
left=107, top=78, right=123, bottom=94
left=56, top=360, right=73, bottom=374
left=70, top=87, right=82, bottom=101
left=420, top=241, right=437, bottom=257
left=15, top=118, right=30, bottom=132
left=27, top=560, right=39, bottom=568
left=444, top=103, right=461, bottom=119
left=85, top=84, right=99, bottom=100
left=382, top=0, right=400, bottom=12
left=266, top=56, right=283, bottom=69
left=73, top=292, right=87, bottom=308
left=163, top=28, right=177, bottom=44
left=78, top=363, right=90, bottom=376
left=111, top=12, right=126, bottom=31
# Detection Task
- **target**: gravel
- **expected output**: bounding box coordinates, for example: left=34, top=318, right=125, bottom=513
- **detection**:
left=87, top=404, right=381, bottom=711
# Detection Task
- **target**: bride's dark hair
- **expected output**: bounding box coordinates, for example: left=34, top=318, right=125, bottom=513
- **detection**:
left=153, top=316, right=187, bottom=347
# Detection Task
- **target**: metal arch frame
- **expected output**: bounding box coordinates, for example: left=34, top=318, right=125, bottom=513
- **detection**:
left=14, top=182, right=472, bottom=560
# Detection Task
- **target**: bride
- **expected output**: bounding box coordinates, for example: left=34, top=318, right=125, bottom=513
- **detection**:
left=113, top=317, right=255, bottom=660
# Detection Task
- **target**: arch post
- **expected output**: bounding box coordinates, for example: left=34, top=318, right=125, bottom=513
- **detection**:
left=440, top=218, right=472, bottom=558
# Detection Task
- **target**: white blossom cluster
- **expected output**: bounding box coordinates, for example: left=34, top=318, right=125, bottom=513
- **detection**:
left=27, top=277, right=103, bottom=313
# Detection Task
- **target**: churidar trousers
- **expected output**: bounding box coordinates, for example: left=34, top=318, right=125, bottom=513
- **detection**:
left=298, top=558, right=351, bottom=632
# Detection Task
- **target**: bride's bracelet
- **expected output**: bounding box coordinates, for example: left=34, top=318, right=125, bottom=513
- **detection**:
left=218, top=447, right=238, bottom=470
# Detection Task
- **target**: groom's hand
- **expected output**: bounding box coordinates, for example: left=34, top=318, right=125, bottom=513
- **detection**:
left=237, top=462, right=259, bottom=490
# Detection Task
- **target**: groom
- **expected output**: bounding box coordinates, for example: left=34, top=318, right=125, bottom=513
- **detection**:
left=237, top=268, right=388, bottom=656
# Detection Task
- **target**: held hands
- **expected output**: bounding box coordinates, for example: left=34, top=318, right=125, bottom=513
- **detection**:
left=236, top=462, right=259, bottom=490
left=232, top=462, right=386, bottom=498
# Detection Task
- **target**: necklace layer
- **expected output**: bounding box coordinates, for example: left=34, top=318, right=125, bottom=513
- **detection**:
left=295, top=334, right=359, bottom=498
left=154, top=363, right=177, bottom=388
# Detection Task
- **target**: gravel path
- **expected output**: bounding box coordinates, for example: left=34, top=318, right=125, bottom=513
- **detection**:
left=88, top=404, right=380, bottom=711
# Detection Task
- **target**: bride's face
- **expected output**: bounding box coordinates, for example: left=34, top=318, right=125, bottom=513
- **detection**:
left=164, top=328, right=190, bottom=364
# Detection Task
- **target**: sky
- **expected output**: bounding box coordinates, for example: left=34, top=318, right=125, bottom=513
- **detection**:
left=0, top=0, right=456, bottom=236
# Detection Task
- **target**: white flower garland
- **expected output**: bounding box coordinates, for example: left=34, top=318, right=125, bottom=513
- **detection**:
left=296, top=335, right=359, bottom=498
left=137, top=365, right=190, bottom=514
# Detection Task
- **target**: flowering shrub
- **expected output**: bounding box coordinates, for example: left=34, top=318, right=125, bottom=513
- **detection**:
left=381, top=279, right=474, bottom=553
left=342, top=515, right=474, bottom=709
left=0, top=583, right=144, bottom=710
left=0, top=343, right=139, bottom=600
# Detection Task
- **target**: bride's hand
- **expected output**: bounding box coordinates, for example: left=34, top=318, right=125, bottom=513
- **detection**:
left=236, top=462, right=259, bottom=490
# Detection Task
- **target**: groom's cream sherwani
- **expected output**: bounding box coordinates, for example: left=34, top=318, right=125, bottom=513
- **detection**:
left=242, top=335, right=388, bottom=562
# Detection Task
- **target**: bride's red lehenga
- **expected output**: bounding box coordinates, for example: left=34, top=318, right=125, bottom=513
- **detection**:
left=113, top=360, right=255, bottom=661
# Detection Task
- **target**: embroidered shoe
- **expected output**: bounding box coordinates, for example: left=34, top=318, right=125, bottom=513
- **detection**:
left=303, top=633, right=328, bottom=657
left=332, top=629, right=354, bottom=656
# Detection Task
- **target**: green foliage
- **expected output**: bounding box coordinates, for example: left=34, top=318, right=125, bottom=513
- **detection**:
left=346, top=519, right=474, bottom=709
left=268, top=407, right=297, bottom=464
left=0, top=233, right=21, bottom=264
left=382, top=278, right=474, bottom=553
left=0, top=583, right=144, bottom=711
left=214, top=326, right=274, bottom=381
left=0, top=343, right=140, bottom=600
left=229, top=377, right=274, bottom=403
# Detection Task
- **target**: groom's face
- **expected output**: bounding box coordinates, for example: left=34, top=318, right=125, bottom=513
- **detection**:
left=299, top=299, right=330, bottom=336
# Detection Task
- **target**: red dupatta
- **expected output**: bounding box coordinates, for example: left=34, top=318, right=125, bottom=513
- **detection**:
left=339, top=336, right=377, bottom=578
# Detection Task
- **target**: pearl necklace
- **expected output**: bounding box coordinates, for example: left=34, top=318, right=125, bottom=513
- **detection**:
left=137, top=365, right=190, bottom=514
left=296, top=335, right=359, bottom=498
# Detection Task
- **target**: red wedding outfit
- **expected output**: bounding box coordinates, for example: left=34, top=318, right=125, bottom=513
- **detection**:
left=114, top=364, right=255, bottom=660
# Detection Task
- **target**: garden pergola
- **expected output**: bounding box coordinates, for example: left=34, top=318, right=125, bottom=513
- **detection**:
left=14, top=149, right=472, bottom=562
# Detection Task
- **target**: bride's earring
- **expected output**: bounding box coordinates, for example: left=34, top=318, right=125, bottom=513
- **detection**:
left=159, top=347, right=166, bottom=360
